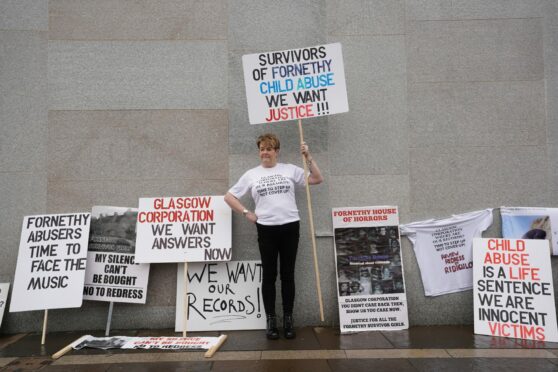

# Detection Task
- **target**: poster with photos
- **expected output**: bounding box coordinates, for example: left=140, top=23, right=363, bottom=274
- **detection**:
left=332, top=206, right=408, bottom=333
left=83, top=206, right=150, bottom=304
left=501, top=207, right=558, bottom=256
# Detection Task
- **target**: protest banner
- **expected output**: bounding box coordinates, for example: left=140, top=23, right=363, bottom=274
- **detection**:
left=332, top=206, right=408, bottom=333
left=501, top=207, right=558, bottom=255
left=474, top=238, right=558, bottom=342
left=53, top=334, right=228, bottom=359
left=175, top=261, right=265, bottom=332
left=0, top=283, right=9, bottom=326
left=84, top=206, right=149, bottom=304
left=10, top=213, right=91, bottom=312
left=135, top=196, right=232, bottom=264
left=242, top=43, right=348, bottom=125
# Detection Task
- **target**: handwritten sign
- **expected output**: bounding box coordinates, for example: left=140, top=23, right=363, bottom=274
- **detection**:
left=332, top=206, right=408, bottom=333
left=243, top=43, right=348, bottom=124
left=0, top=283, right=9, bottom=326
left=175, top=261, right=265, bottom=331
left=10, top=213, right=90, bottom=312
left=474, top=238, right=558, bottom=342
left=83, top=206, right=150, bottom=304
left=135, top=196, right=232, bottom=263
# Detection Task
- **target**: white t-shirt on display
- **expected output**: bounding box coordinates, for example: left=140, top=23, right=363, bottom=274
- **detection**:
left=228, top=163, right=305, bottom=226
left=400, top=209, right=493, bottom=296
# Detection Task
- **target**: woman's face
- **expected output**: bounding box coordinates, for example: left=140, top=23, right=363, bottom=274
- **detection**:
left=259, top=142, right=278, bottom=167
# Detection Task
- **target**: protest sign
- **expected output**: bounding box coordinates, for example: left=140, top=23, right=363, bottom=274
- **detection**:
left=474, top=238, right=558, bottom=342
left=135, top=196, right=231, bottom=263
left=175, top=261, right=265, bottom=331
left=83, top=206, right=149, bottom=304
left=501, top=207, right=558, bottom=255
left=0, top=283, right=9, bottom=326
left=69, top=335, right=224, bottom=351
left=332, top=206, right=408, bottom=333
left=242, top=43, right=348, bottom=124
left=53, top=334, right=228, bottom=359
left=10, top=213, right=90, bottom=312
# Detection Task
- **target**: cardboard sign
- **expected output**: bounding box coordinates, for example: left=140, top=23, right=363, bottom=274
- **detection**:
left=10, top=213, right=90, bottom=312
left=175, top=261, right=266, bottom=331
left=0, top=283, right=9, bottom=326
left=135, top=196, right=232, bottom=263
left=474, top=238, right=558, bottom=342
left=71, top=335, right=223, bottom=351
left=83, top=206, right=150, bottom=304
left=501, top=207, right=558, bottom=255
left=332, top=206, right=408, bottom=333
left=243, top=43, right=348, bottom=124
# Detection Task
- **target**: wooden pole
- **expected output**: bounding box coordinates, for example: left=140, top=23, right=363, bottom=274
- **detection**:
left=105, top=302, right=114, bottom=336
left=52, top=342, right=74, bottom=359
left=41, top=310, right=48, bottom=345
left=182, top=261, right=189, bottom=337
left=298, top=119, right=325, bottom=321
left=52, top=335, right=88, bottom=359
left=204, top=334, right=228, bottom=358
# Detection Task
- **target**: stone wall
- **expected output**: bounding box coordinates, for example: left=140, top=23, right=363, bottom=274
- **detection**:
left=1, top=0, right=556, bottom=332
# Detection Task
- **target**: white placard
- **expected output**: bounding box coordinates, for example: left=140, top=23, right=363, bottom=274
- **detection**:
left=474, top=238, right=558, bottom=342
left=10, top=213, right=90, bottom=312
left=332, top=206, right=408, bottom=333
left=0, top=283, right=9, bottom=326
left=135, top=196, right=232, bottom=263
left=83, top=206, right=150, bottom=304
left=175, top=261, right=266, bottom=332
left=71, top=334, right=223, bottom=351
left=501, top=207, right=558, bottom=255
left=242, top=43, right=348, bottom=124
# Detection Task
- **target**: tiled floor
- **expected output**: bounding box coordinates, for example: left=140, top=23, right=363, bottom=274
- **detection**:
left=1, top=326, right=558, bottom=371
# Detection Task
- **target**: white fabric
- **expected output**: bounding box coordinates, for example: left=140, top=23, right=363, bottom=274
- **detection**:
left=400, top=209, right=493, bottom=296
left=228, top=163, right=305, bottom=226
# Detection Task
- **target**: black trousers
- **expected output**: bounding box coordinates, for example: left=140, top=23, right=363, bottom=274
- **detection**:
left=256, top=220, right=300, bottom=316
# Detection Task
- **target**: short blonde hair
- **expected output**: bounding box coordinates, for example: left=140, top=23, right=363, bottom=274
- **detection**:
left=256, top=133, right=280, bottom=150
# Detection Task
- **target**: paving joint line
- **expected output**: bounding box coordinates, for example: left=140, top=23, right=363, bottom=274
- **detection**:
left=31, top=348, right=558, bottom=366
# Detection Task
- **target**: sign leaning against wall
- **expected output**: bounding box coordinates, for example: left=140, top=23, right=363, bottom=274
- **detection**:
left=332, top=206, right=409, bottom=333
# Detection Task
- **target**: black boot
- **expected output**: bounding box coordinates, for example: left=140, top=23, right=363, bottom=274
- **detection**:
left=283, top=314, right=296, bottom=339
left=266, top=316, right=279, bottom=340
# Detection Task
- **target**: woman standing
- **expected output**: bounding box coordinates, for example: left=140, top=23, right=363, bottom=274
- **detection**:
left=224, top=133, right=323, bottom=339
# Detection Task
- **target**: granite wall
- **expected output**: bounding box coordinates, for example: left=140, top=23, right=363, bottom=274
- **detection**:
left=1, top=0, right=556, bottom=332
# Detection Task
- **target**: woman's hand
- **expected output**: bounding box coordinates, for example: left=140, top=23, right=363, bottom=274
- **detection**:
left=245, top=211, right=258, bottom=224
left=301, top=142, right=311, bottom=160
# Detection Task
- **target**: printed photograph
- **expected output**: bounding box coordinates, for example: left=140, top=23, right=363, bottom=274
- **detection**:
left=74, top=336, right=130, bottom=350
left=89, top=206, right=138, bottom=254
left=334, top=226, right=404, bottom=296
left=502, top=214, right=553, bottom=253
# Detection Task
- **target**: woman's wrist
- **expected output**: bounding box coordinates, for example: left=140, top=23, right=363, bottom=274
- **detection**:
left=306, top=156, right=313, bottom=169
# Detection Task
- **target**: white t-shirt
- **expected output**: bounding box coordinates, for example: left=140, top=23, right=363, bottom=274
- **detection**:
left=400, top=209, right=493, bottom=296
left=228, top=163, right=305, bottom=226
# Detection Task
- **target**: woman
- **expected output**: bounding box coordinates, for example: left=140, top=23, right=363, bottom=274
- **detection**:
left=224, top=133, right=323, bottom=339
